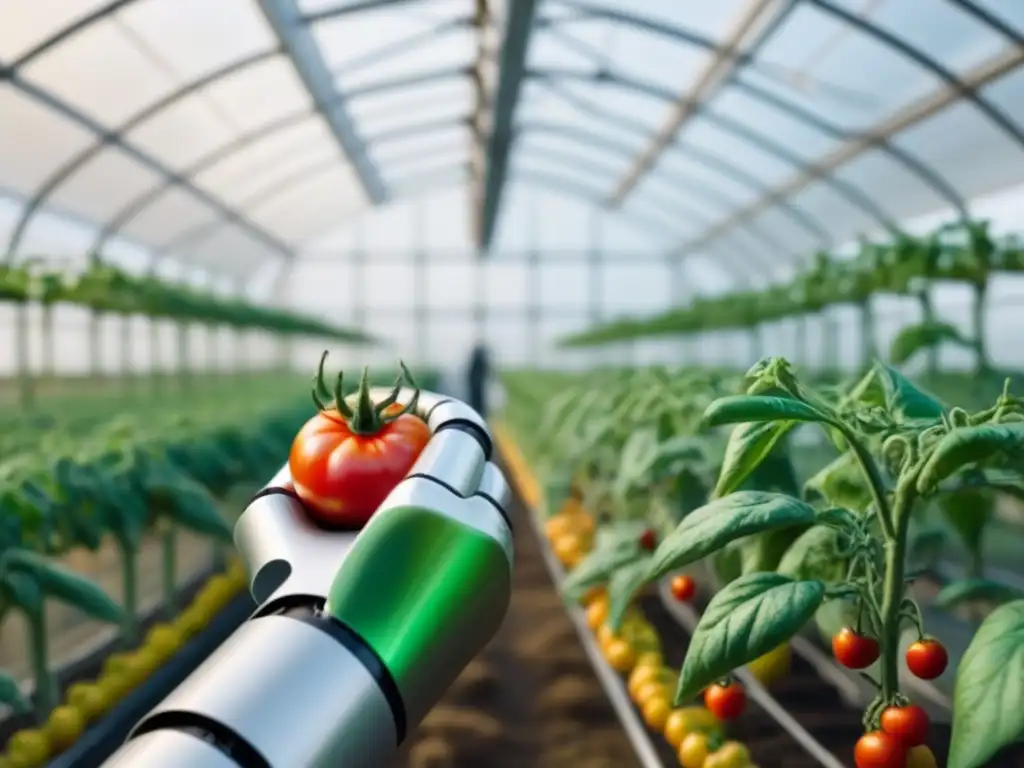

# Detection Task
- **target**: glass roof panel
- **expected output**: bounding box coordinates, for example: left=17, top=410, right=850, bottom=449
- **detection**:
left=120, top=187, right=222, bottom=247
left=0, top=0, right=110, bottom=63
left=223, top=150, right=343, bottom=211
left=967, top=0, right=1024, bottom=35
left=117, top=0, right=277, bottom=82
left=682, top=114, right=797, bottom=186
left=180, top=223, right=279, bottom=271
left=372, top=130, right=466, bottom=165
left=244, top=165, right=365, bottom=242
left=191, top=117, right=335, bottom=200
left=352, top=79, right=471, bottom=135
left=19, top=17, right=179, bottom=127
left=123, top=93, right=239, bottom=171
left=381, top=150, right=466, bottom=182
left=786, top=179, right=879, bottom=245
left=0, top=86, right=95, bottom=194
left=514, top=82, right=650, bottom=153
left=647, top=153, right=759, bottom=212
left=746, top=207, right=827, bottom=256
left=48, top=147, right=163, bottom=223
left=199, top=56, right=313, bottom=134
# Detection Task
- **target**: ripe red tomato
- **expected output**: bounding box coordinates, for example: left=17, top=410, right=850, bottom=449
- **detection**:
left=880, top=704, right=929, bottom=747
left=905, top=639, right=947, bottom=680
left=855, top=731, right=906, bottom=768
left=290, top=359, right=430, bottom=527
left=704, top=680, right=746, bottom=720
left=638, top=528, right=658, bottom=551
left=670, top=574, right=696, bottom=602
left=832, top=627, right=880, bottom=669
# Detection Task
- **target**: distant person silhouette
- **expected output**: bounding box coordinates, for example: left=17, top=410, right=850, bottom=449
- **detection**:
left=468, top=343, right=490, bottom=418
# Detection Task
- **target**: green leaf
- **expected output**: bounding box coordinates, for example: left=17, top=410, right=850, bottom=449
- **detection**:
left=842, top=368, right=886, bottom=409
left=803, top=452, right=872, bottom=512
left=607, top=556, right=655, bottom=631
left=0, top=671, right=29, bottom=714
left=889, top=321, right=969, bottom=365
left=561, top=537, right=641, bottom=602
left=936, top=579, right=1024, bottom=610
left=162, top=483, right=233, bottom=541
left=736, top=525, right=809, bottom=576
left=4, top=550, right=122, bottom=623
left=918, top=423, right=1024, bottom=494
left=776, top=525, right=848, bottom=583
left=614, top=428, right=660, bottom=498
left=703, top=395, right=832, bottom=428
left=938, top=490, right=991, bottom=562
left=714, top=421, right=795, bottom=499
left=675, top=573, right=826, bottom=701
left=648, top=491, right=818, bottom=582
left=709, top=546, right=744, bottom=589
left=949, top=600, right=1024, bottom=768
left=875, top=362, right=946, bottom=422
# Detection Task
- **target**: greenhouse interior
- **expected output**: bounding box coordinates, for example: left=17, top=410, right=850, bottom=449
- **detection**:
left=4, top=0, right=1024, bottom=767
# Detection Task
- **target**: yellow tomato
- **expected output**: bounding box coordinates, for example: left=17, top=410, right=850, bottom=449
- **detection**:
left=95, top=670, right=133, bottom=705
left=907, top=746, right=938, bottom=768
left=553, top=534, right=584, bottom=568
left=604, top=638, right=637, bottom=673
left=176, top=605, right=207, bottom=638
left=677, top=731, right=712, bottom=768
left=544, top=514, right=574, bottom=541
left=6, top=729, right=51, bottom=767
left=65, top=682, right=108, bottom=721
left=101, top=652, right=132, bottom=678
left=628, top=665, right=666, bottom=700
left=663, top=707, right=721, bottom=748
left=635, top=680, right=670, bottom=708
left=746, top=644, right=791, bottom=688
left=45, top=705, right=85, bottom=750
left=596, top=624, right=617, bottom=649
left=704, top=741, right=752, bottom=768
left=145, top=623, right=183, bottom=661
left=635, top=651, right=663, bottom=669
left=642, top=695, right=672, bottom=731
left=585, top=598, right=609, bottom=631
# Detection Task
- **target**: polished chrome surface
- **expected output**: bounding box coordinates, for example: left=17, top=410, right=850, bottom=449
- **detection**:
left=234, top=492, right=357, bottom=606
left=101, top=728, right=242, bottom=768
left=476, top=462, right=512, bottom=509
left=407, top=430, right=485, bottom=496
left=427, top=399, right=490, bottom=440
left=134, top=616, right=397, bottom=768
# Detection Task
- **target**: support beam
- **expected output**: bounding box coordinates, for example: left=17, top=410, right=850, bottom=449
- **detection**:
left=608, top=0, right=789, bottom=206
left=672, top=44, right=1024, bottom=259
left=477, top=0, right=539, bottom=251
left=255, top=0, right=389, bottom=206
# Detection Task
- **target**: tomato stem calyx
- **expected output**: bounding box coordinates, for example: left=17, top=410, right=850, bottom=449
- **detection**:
left=311, top=352, right=421, bottom=435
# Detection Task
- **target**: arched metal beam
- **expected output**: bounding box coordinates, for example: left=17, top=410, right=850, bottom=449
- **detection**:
left=516, top=140, right=781, bottom=274
left=6, top=50, right=280, bottom=254
left=529, top=79, right=833, bottom=244
left=302, top=0, right=425, bottom=24
left=809, top=0, right=1024, bottom=152
left=546, top=3, right=967, bottom=216
left=670, top=41, right=1024, bottom=259
left=91, top=113, right=469, bottom=255
left=2, top=72, right=293, bottom=262
left=531, top=67, right=899, bottom=233
left=327, top=16, right=474, bottom=79
left=511, top=162, right=767, bottom=284
left=950, top=0, right=1024, bottom=48
left=255, top=0, right=387, bottom=205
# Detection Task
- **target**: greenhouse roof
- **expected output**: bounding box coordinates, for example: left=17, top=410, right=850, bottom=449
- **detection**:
left=3, top=0, right=1024, bottom=285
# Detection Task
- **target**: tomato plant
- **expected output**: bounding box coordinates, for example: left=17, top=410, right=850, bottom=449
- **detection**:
left=832, top=627, right=880, bottom=670
left=704, top=679, right=746, bottom=720
left=670, top=574, right=696, bottom=602
left=905, top=639, right=947, bottom=680
left=880, top=704, right=929, bottom=747
left=289, top=353, right=430, bottom=527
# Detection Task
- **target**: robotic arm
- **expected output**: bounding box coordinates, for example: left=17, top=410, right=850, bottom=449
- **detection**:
left=101, top=391, right=514, bottom=768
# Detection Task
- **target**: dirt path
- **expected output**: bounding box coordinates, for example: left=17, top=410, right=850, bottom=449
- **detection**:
left=390, top=491, right=641, bottom=768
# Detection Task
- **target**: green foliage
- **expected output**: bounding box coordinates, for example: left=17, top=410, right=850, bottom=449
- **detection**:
left=675, top=572, right=826, bottom=702
left=889, top=321, right=970, bottom=365
left=950, top=600, right=1024, bottom=768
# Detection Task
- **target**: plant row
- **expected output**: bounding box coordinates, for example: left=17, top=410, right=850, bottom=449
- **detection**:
left=501, top=358, right=1024, bottom=768
left=0, top=259, right=369, bottom=341
left=562, top=218, right=1012, bottom=372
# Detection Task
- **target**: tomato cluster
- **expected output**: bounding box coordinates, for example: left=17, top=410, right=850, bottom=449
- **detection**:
left=832, top=628, right=947, bottom=681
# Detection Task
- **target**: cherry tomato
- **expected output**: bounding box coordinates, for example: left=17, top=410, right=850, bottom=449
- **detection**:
left=906, top=745, right=938, bottom=768
left=639, top=528, right=658, bottom=551
left=670, top=574, right=696, bottom=602
left=832, top=627, right=880, bottom=669
left=905, top=639, right=947, bottom=680
left=704, top=680, right=746, bottom=720
left=880, top=704, right=929, bottom=747
left=854, top=731, right=906, bottom=768
left=290, top=356, right=430, bottom=527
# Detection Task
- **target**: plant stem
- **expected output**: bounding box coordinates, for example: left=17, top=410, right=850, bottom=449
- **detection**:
left=918, top=288, right=937, bottom=378
left=121, top=543, right=139, bottom=646
left=26, top=604, right=56, bottom=720
left=161, top=525, right=177, bottom=611
left=878, top=490, right=914, bottom=703
left=972, top=280, right=989, bottom=375
left=835, top=423, right=896, bottom=541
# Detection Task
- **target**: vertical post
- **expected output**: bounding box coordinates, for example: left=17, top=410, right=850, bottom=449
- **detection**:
left=527, top=199, right=541, bottom=365
left=413, top=201, right=429, bottom=366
